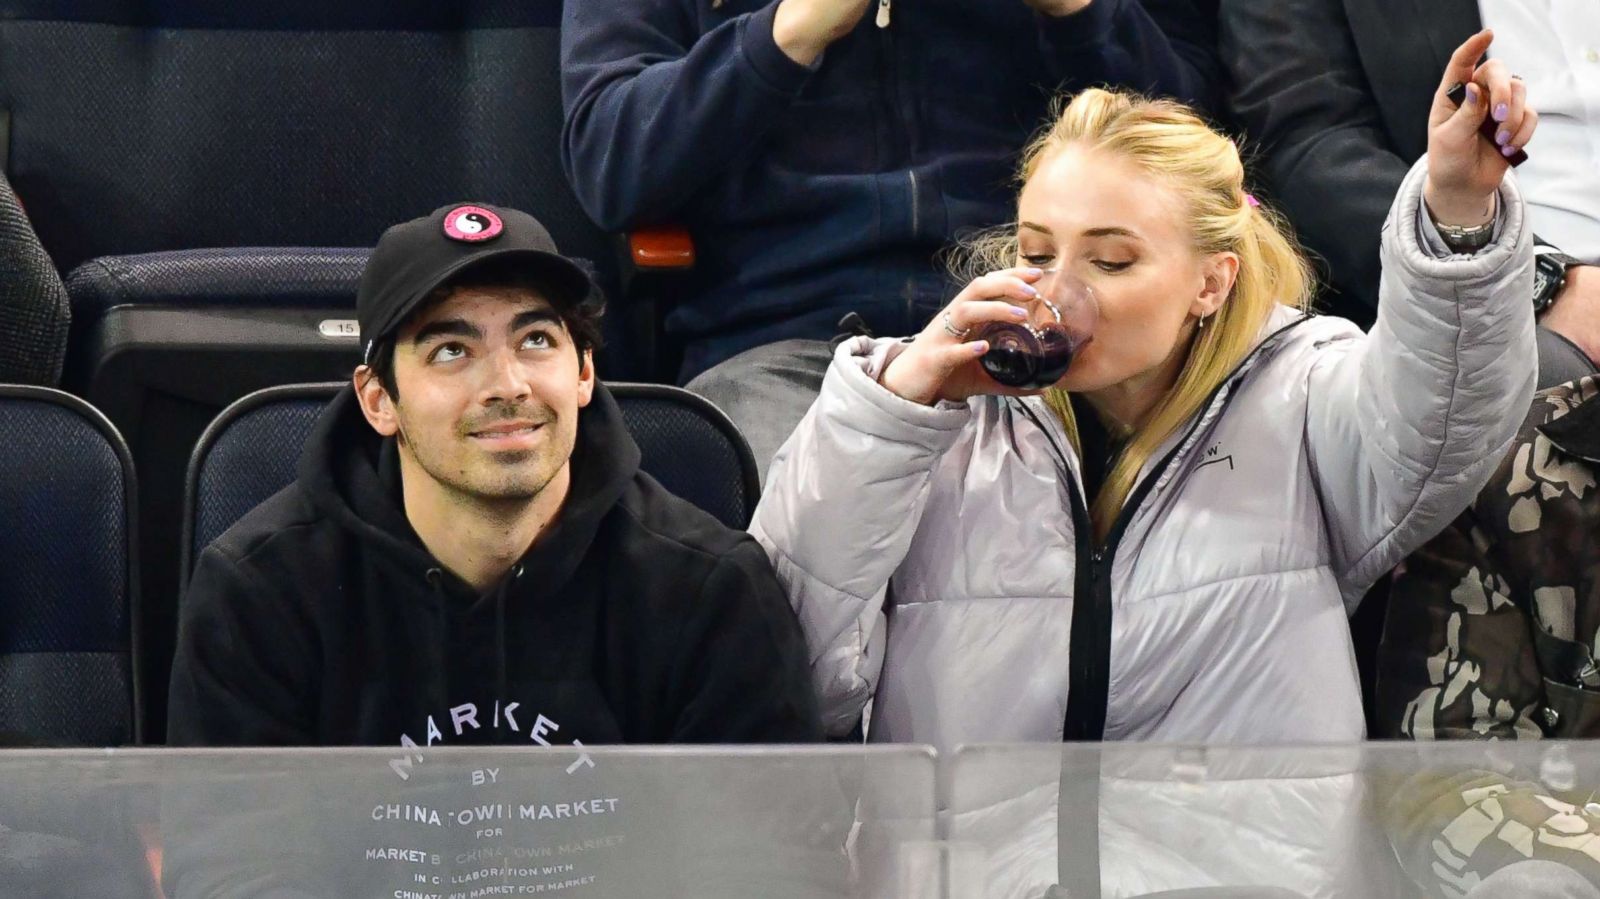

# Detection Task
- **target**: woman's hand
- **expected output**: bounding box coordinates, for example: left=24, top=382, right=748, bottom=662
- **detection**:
left=879, top=268, right=1047, bottom=405
left=1424, top=29, right=1539, bottom=227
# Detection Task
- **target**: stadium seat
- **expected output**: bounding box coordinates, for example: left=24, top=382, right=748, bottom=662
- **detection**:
left=0, top=170, right=69, bottom=386
left=608, top=383, right=760, bottom=531
left=181, top=383, right=340, bottom=578
left=0, top=385, right=138, bottom=745
left=0, top=1, right=605, bottom=278
left=64, top=249, right=370, bottom=742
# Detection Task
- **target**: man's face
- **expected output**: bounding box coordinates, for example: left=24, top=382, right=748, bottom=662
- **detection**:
left=358, top=285, right=594, bottom=504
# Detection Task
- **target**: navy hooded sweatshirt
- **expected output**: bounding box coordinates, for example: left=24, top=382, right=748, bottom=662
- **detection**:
left=561, top=0, right=1221, bottom=379
left=167, top=383, right=822, bottom=749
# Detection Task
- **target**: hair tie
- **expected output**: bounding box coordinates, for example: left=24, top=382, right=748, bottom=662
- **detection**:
left=1245, top=194, right=1261, bottom=208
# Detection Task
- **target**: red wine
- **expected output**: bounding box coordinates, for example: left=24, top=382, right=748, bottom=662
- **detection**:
left=977, top=322, right=1080, bottom=389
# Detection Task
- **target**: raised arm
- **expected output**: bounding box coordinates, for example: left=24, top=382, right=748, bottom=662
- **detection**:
left=560, top=0, right=863, bottom=230
left=1304, top=33, right=1539, bottom=603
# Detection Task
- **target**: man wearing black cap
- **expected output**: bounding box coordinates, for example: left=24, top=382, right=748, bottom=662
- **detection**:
left=167, top=203, right=822, bottom=749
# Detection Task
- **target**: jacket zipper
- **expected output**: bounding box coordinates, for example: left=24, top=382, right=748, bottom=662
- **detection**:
left=1013, top=317, right=1314, bottom=741
left=908, top=169, right=920, bottom=236
left=870, top=0, right=921, bottom=329
left=872, top=6, right=919, bottom=329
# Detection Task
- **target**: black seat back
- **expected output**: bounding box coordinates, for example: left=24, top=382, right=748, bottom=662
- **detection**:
left=0, top=170, right=69, bottom=386
left=606, top=384, right=762, bottom=531
left=0, top=385, right=138, bottom=745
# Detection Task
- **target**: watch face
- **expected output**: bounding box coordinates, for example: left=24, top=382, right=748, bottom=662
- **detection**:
left=1534, top=254, right=1569, bottom=310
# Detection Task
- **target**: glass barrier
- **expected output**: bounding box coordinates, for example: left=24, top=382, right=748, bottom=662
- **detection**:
left=949, top=741, right=1600, bottom=899
left=12, top=741, right=1600, bottom=898
left=0, top=745, right=936, bottom=899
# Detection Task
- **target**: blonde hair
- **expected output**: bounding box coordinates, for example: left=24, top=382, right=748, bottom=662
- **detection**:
left=953, top=88, right=1314, bottom=542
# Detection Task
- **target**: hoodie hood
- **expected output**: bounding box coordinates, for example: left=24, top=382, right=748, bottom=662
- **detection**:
left=296, top=381, right=642, bottom=601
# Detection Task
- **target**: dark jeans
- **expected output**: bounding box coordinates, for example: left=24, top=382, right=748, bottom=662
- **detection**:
left=685, top=339, right=834, bottom=488
left=1539, top=326, right=1599, bottom=390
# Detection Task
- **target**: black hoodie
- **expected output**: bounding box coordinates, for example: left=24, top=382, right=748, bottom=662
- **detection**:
left=168, top=383, right=822, bottom=749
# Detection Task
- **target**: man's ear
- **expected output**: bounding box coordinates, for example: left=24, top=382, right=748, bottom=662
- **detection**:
left=1192, top=251, right=1241, bottom=319
left=354, top=366, right=399, bottom=437
left=576, top=349, right=596, bottom=408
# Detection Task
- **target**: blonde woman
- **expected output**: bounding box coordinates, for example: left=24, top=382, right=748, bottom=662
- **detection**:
left=752, top=31, right=1538, bottom=752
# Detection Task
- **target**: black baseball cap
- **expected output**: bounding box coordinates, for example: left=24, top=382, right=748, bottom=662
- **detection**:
left=356, top=202, right=594, bottom=363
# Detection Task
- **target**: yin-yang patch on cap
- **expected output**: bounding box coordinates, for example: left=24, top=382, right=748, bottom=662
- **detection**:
left=442, top=206, right=504, bottom=243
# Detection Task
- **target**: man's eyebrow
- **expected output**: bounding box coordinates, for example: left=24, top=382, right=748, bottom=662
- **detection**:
left=411, top=318, right=482, bottom=346
left=512, top=310, right=565, bottom=331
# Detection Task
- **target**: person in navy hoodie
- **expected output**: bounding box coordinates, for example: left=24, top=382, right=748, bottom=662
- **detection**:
left=562, top=0, right=1222, bottom=481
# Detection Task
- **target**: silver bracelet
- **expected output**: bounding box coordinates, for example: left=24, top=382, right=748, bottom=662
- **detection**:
left=1428, top=196, right=1497, bottom=253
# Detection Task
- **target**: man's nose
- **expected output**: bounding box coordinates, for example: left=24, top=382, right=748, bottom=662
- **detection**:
left=478, top=346, right=533, bottom=405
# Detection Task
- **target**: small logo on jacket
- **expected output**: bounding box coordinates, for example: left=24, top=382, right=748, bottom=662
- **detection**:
left=1197, top=442, right=1234, bottom=472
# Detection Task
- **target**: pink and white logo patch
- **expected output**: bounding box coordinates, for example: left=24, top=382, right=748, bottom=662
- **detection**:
left=443, top=206, right=503, bottom=243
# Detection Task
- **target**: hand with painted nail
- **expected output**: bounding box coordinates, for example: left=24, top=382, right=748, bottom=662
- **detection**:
left=1424, top=29, right=1540, bottom=227
left=879, top=267, right=1053, bottom=405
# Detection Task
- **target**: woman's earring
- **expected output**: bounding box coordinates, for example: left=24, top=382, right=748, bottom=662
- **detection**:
left=1197, top=314, right=1208, bottom=331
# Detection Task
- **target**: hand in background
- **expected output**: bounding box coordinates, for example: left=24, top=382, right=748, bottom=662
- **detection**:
left=772, top=0, right=873, bottom=66
left=1021, top=0, right=1095, bottom=16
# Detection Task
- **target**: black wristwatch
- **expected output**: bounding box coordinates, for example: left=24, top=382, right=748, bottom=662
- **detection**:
left=1534, top=247, right=1581, bottom=315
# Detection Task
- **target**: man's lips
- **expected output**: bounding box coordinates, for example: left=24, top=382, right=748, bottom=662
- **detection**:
left=466, top=421, right=547, bottom=443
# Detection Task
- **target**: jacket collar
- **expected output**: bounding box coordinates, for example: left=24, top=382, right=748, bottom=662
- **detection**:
left=1538, top=377, right=1600, bottom=464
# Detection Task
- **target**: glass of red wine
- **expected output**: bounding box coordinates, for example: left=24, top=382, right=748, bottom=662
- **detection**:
left=976, top=269, right=1098, bottom=389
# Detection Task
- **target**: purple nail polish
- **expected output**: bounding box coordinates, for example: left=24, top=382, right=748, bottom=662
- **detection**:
left=1465, top=84, right=1480, bottom=105
left=1010, top=305, right=1029, bottom=317
left=1493, top=103, right=1509, bottom=122
left=1495, top=129, right=1510, bottom=145
left=1502, top=144, right=1517, bottom=157
left=1020, top=284, right=1039, bottom=297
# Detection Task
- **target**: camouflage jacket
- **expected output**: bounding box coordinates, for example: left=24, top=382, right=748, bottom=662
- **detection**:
left=1376, top=377, right=1600, bottom=897
left=1378, top=376, right=1600, bottom=741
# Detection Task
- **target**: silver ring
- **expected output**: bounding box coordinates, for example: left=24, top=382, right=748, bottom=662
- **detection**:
left=942, top=311, right=970, bottom=340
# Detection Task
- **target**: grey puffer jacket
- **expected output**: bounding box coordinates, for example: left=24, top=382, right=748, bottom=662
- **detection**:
left=752, top=158, right=1537, bottom=751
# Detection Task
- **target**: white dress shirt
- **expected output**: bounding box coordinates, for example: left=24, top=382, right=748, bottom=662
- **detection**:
left=1480, top=0, right=1600, bottom=263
